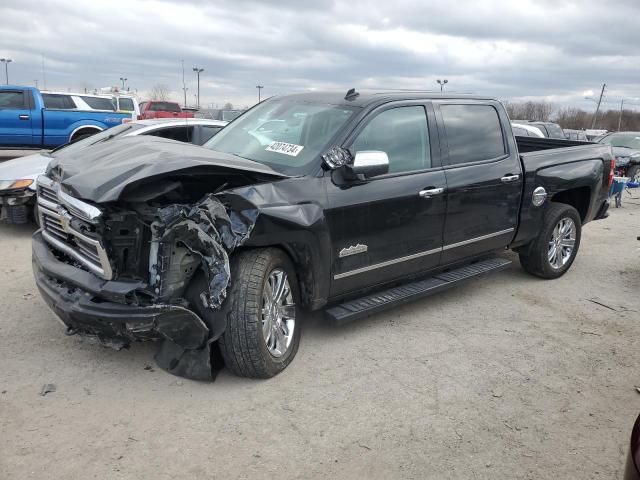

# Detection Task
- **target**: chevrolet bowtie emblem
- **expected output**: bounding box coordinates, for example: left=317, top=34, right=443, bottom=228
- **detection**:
left=57, top=208, right=73, bottom=233
left=339, top=244, right=368, bottom=258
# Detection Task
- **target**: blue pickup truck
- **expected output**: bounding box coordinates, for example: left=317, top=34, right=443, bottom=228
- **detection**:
left=0, top=86, right=130, bottom=148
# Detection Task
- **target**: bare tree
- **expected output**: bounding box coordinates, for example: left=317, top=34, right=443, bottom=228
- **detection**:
left=504, top=100, right=555, bottom=122
left=554, top=106, right=640, bottom=132
left=148, top=84, right=171, bottom=101
left=223, top=102, right=234, bottom=110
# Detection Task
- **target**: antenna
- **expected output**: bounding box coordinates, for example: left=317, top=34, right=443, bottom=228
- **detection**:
left=344, top=88, right=359, bottom=100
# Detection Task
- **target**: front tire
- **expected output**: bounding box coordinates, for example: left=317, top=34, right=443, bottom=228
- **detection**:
left=218, top=248, right=301, bottom=378
left=519, top=203, right=582, bottom=279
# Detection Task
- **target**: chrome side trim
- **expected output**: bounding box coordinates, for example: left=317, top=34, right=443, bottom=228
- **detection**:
left=441, top=228, right=514, bottom=251
left=333, top=228, right=515, bottom=280
left=334, top=247, right=441, bottom=280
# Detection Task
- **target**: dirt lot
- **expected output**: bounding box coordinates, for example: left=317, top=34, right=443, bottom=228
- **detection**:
left=1, top=195, right=639, bottom=479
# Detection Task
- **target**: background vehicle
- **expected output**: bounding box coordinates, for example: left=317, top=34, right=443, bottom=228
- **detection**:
left=32, top=91, right=614, bottom=380
left=585, top=129, right=608, bottom=141
left=0, top=118, right=226, bottom=224
left=196, top=108, right=246, bottom=122
left=511, top=122, right=545, bottom=137
left=138, top=100, right=194, bottom=120
left=0, top=86, right=129, bottom=148
left=563, top=129, right=589, bottom=141
left=511, top=120, right=566, bottom=139
left=110, top=94, right=140, bottom=119
left=597, top=131, right=640, bottom=181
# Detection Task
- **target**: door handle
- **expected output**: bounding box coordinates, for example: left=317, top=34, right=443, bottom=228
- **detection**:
left=500, top=174, right=520, bottom=183
left=419, top=187, right=445, bottom=198
left=19, top=115, right=30, bottom=120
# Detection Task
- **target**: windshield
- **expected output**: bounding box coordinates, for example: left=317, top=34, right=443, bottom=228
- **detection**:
left=51, top=124, right=143, bottom=156
left=599, top=133, right=640, bottom=149
left=204, top=98, right=357, bottom=175
left=544, top=123, right=565, bottom=139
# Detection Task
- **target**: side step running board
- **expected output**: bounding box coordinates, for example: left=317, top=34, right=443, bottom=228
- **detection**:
left=325, top=257, right=512, bottom=325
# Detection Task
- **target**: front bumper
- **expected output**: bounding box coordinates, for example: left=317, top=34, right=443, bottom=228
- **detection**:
left=32, top=231, right=215, bottom=379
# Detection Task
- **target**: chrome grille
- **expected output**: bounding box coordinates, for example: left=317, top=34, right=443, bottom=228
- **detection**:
left=36, top=175, right=112, bottom=279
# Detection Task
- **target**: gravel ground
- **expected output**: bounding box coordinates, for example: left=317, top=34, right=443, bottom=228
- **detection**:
left=1, top=194, right=639, bottom=479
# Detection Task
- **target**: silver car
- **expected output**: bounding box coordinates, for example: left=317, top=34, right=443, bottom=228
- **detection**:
left=0, top=118, right=227, bottom=224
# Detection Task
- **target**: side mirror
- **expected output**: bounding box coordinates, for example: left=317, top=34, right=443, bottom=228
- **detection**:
left=349, top=150, right=389, bottom=178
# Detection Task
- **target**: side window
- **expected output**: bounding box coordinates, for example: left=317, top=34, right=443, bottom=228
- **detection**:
left=118, top=98, right=135, bottom=111
left=0, top=91, right=26, bottom=109
left=512, top=126, right=527, bottom=136
left=80, top=96, right=114, bottom=110
left=42, top=94, right=75, bottom=109
left=146, top=126, right=193, bottom=143
left=351, top=106, right=431, bottom=174
left=198, top=126, right=222, bottom=144
left=441, top=104, right=506, bottom=165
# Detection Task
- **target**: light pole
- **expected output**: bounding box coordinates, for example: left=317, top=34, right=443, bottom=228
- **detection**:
left=618, top=98, right=625, bottom=132
left=256, top=85, right=264, bottom=103
left=119, top=77, right=127, bottom=90
left=193, top=67, right=204, bottom=110
left=181, top=60, right=187, bottom=108
left=437, top=79, right=448, bottom=91
left=1, top=58, right=12, bottom=85
left=589, top=83, right=606, bottom=130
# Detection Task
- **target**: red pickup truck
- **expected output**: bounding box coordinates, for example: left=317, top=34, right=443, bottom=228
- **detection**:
left=138, top=101, right=194, bottom=120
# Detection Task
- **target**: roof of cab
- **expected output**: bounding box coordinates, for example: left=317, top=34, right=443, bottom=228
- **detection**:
left=274, top=90, right=498, bottom=108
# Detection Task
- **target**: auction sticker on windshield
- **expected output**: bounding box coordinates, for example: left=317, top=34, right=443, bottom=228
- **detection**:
left=266, top=141, right=304, bottom=157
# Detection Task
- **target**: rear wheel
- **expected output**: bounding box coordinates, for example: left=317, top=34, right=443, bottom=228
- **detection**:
left=627, top=164, right=640, bottom=183
left=519, top=203, right=582, bottom=279
left=218, top=248, right=301, bottom=378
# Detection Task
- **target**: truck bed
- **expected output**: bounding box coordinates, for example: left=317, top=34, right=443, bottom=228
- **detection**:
left=515, top=135, right=593, bottom=153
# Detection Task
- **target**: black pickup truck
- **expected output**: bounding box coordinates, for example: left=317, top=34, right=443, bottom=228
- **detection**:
left=32, top=90, right=614, bottom=380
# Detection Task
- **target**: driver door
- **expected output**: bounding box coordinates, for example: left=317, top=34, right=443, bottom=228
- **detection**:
left=325, top=102, right=447, bottom=297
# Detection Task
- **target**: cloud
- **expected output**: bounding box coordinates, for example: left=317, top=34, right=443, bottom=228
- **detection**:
left=0, top=0, right=639, bottom=110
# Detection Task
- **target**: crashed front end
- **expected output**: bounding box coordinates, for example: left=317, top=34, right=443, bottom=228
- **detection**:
left=32, top=173, right=258, bottom=380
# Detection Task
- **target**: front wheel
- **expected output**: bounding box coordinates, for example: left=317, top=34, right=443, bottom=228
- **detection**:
left=218, top=248, right=301, bottom=378
left=519, top=203, right=582, bottom=279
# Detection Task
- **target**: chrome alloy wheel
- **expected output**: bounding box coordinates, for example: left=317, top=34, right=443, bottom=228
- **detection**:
left=548, top=218, right=576, bottom=269
left=261, top=268, right=296, bottom=358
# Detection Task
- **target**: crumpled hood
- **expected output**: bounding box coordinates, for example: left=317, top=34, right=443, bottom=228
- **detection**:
left=0, top=152, right=52, bottom=190
left=47, top=136, right=288, bottom=203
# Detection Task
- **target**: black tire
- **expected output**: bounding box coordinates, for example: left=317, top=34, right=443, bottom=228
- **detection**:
left=218, top=248, right=301, bottom=378
left=519, top=203, right=582, bottom=279
left=627, top=164, right=640, bottom=183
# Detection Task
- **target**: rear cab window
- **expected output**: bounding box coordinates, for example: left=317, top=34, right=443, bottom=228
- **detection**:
left=440, top=104, right=506, bottom=165
left=149, top=102, right=181, bottom=112
left=42, top=94, right=75, bottom=110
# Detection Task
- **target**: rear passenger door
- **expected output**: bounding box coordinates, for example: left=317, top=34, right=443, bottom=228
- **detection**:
left=0, top=89, right=35, bottom=146
left=435, top=101, right=522, bottom=264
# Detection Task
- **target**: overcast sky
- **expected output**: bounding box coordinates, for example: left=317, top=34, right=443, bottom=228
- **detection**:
left=2, top=0, right=639, bottom=111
